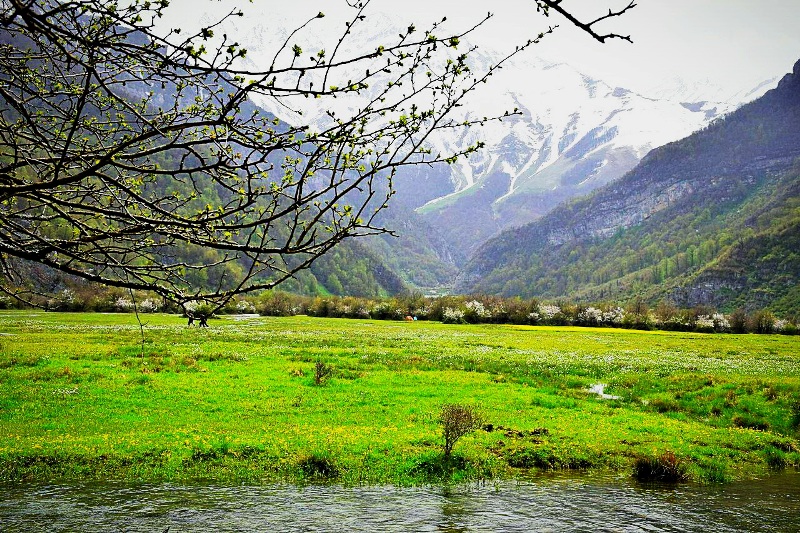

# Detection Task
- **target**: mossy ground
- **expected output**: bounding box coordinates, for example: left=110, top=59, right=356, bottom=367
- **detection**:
left=1, top=311, right=798, bottom=484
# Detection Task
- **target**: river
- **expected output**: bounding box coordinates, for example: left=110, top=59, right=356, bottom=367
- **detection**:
left=2, top=471, right=798, bottom=532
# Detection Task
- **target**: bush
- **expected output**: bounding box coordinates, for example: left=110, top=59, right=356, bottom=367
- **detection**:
left=764, top=446, right=787, bottom=470
left=732, top=414, right=770, bottom=431
left=257, top=291, right=306, bottom=316
left=729, top=309, right=748, bottom=333
left=649, top=397, right=681, bottom=413
left=774, top=319, right=798, bottom=335
left=439, top=403, right=483, bottom=458
left=464, top=300, right=491, bottom=323
left=537, top=304, right=564, bottom=325
left=441, top=307, right=465, bottom=324
left=700, top=459, right=730, bottom=483
left=576, top=306, right=602, bottom=327
left=234, top=299, right=256, bottom=314
left=749, top=310, right=775, bottom=334
left=791, top=400, right=800, bottom=430
left=653, top=300, right=678, bottom=324
left=313, top=359, right=333, bottom=386
left=625, top=298, right=651, bottom=329
left=193, top=302, right=215, bottom=319
left=505, top=298, right=538, bottom=324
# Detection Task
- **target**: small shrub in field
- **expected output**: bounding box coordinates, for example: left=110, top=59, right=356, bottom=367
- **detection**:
left=439, top=403, right=483, bottom=458
left=762, top=385, right=778, bottom=401
left=633, top=451, right=688, bottom=483
left=127, top=374, right=152, bottom=386
left=313, top=359, right=333, bottom=386
left=649, top=397, right=681, bottom=413
left=724, top=389, right=738, bottom=407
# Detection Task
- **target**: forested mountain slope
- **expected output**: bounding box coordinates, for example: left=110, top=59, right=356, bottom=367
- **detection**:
left=0, top=25, right=413, bottom=302
left=458, top=59, right=800, bottom=312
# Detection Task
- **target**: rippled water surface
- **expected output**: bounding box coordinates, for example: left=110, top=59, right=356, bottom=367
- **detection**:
left=2, top=472, right=799, bottom=532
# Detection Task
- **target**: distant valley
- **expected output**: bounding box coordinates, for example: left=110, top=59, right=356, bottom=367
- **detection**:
left=241, top=18, right=778, bottom=295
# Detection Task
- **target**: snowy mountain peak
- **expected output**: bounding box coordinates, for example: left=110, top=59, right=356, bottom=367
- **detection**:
left=189, top=9, right=780, bottom=258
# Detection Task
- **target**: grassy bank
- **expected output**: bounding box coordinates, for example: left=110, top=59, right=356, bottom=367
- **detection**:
left=1, top=311, right=798, bottom=484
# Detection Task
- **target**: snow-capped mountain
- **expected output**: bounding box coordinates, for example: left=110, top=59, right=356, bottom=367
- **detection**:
left=641, top=75, right=779, bottom=107
left=403, top=50, right=774, bottom=256
left=196, top=7, right=777, bottom=266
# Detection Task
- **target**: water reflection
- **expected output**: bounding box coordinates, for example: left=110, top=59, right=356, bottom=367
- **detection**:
left=1, top=471, right=798, bottom=532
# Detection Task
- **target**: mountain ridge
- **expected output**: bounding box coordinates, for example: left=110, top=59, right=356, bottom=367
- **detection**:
left=457, top=58, right=800, bottom=311
left=232, top=14, right=775, bottom=266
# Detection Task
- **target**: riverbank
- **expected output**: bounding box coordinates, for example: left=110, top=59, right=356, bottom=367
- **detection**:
left=1, top=311, right=798, bottom=484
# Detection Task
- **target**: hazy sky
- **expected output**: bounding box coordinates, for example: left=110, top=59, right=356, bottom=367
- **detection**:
left=162, top=0, right=800, bottom=99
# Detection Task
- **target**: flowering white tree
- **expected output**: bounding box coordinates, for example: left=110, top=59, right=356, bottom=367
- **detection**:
left=441, top=307, right=465, bottom=324
left=114, top=297, right=134, bottom=311
left=773, top=319, right=789, bottom=332
left=465, top=300, right=491, bottom=321
left=711, top=313, right=730, bottom=332
left=235, top=299, right=256, bottom=314
left=139, top=298, right=159, bottom=313
left=602, top=307, right=625, bottom=325
left=578, top=306, right=602, bottom=325
left=538, top=304, right=561, bottom=322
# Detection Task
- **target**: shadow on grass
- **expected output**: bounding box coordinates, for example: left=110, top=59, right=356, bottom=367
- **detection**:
left=505, top=447, right=593, bottom=470
left=297, top=452, right=340, bottom=481
left=405, top=451, right=487, bottom=483
left=0, top=449, right=173, bottom=481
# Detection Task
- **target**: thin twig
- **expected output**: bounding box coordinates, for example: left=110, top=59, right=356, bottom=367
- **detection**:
left=128, top=287, right=147, bottom=360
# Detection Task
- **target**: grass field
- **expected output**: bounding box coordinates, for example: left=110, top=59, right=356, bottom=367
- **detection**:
left=1, top=311, right=798, bottom=484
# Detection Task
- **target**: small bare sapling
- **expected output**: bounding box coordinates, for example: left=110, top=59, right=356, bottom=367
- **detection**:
left=439, top=403, right=483, bottom=458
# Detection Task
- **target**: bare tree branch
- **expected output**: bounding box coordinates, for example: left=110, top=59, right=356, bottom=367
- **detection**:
left=536, top=0, right=636, bottom=43
left=0, top=0, right=633, bottom=311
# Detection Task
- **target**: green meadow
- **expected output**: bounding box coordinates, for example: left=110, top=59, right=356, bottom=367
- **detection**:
left=0, top=311, right=798, bottom=484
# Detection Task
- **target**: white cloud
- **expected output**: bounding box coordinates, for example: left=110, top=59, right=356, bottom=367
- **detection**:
left=159, top=0, right=800, bottom=100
